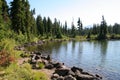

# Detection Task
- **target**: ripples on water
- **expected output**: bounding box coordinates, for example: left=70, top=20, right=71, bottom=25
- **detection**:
left=29, top=40, right=120, bottom=80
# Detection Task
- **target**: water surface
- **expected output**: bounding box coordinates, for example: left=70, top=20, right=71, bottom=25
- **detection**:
left=29, top=40, right=120, bottom=80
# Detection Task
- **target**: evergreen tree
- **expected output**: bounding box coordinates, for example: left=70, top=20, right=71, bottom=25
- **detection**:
left=64, top=21, right=67, bottom=35
left=47, top=17, right=52, bottom=36
left=0, top=0, right=3, bottom=24
left=77, top=17, right=83, bottom=35
left=1, top=0, right=10, bottom=23
left=53, top=18, right=58, bottom=37
left=92, top=24, right=98, bottom=35
left=71, top=21, right=76, bottom=38
left=87, top=32, right=91, bottom=39
left=24, top=0, right=32, bottom=41
left=55, top=21, right=62, bottom=38
left=30, top=9, right=37, bottom=35
left=43, top=17, right=47, bottom=34
left=98, top=16, right=107, bottom=40
left=10, top=0, right=25, bottom=33
left=36, top=15, right=44, bottom=36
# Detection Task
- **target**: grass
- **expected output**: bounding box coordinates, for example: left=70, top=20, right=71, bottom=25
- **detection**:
left=38, top=62, right=45, bottom=69
left=1, top=63, right=48, bottom=80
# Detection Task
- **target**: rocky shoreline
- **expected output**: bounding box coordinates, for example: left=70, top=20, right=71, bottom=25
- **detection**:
left=30, top=51, right=102, bottom=80
left=15, top=40, right=102, bottom=80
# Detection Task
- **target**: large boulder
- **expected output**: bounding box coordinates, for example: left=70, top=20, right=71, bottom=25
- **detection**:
left=53, top=62, right=64, bottom=68
left=75, top=70, right=96, bottom=80
left=71, top=66, right=83, bottom=73
left=51, top=74, right=59, bottom=79
left=45, top=64, right=54, bottom=69
left=68, top=70, right=76, bottom=77
left=76, top=74, right=95, bottom=80
left=54, top=68, right=70, bottom=76
left=57, top=76, right=64, bottom=80
left=64, top=75, right=76, bottom=80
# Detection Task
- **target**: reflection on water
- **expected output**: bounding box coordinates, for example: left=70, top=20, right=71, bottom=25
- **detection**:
left=30, top=40, right=120, bottom=80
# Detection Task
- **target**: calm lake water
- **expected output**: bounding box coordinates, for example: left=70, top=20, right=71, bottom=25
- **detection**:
left=29, top=40, right=120, bottom=80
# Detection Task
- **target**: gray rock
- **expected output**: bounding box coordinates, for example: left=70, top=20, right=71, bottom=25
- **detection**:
left=51, top=74, right=59, bottom=79
left=68, top=70, right=75, bottom=76
left=55, top=68, right=70, bottom=76
left=53, top=62, right=64, bottom=68
left=45, top=64, right=54, bottom=69
left=71, top=66, right=83, bottom=73
left=75, top=71, right=96, bottom=80
left=64, top=75, right=76, bottom=80
left=57, top=76, right=64, bottom=80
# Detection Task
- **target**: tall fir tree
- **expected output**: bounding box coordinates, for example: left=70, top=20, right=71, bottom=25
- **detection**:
left=71, top=21, right=76, bottom=38
left=29, top=9, right=37, bottom=35
left=10, top=0, right=25, bottom=33
left=77, top=17, right=83, bottom=35
left=64, top=21, right=67, bottom=35
left=47, top=17, right=52, bottom=36
left=98, top=16, right=107, bottom=39
left=1, top=0, right=10, bottom=23
left=36, top=15, right=44, bottom=36
left=0, top=0, right=3, bottom=24
left=43, top=17, right=47, bottom=34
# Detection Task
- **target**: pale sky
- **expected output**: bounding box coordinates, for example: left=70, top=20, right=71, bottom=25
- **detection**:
left=7, top=0, right=120, bottom=28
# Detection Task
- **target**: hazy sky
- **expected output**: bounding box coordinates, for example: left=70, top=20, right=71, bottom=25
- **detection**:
left=7, top=0, right=120, bottom=27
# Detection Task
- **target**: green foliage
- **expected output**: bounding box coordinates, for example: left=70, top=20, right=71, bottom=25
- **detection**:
left=0, top=50, right=15, bottom=67
left=0, top=38, right=16, bottom=51
left=71, top=22, right=76, bottom=38
left=36, top=15, right=44, bottom=36
left=38, top=62, right=45, bottom=69
left=14, top=31, right=27, bottom=44
left=3, top=63, right=48, bottom=80
left=97, top=16, right=107, bottom=40
left=0, top=38, right=22, bottom=59
left=77, top=17, right=83, bottom=35
left=87, top=32, right=91, bottom=39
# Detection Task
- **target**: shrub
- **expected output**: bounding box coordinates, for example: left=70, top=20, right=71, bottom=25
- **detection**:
left=4, top=63, right=48, bottom=80
left=38, top=62, right=45, bottom=69
left=0, top=50, right=15, bottom=67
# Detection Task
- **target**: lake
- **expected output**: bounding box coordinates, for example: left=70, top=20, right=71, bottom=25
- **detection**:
left=29, top=40, right=120, bottom=80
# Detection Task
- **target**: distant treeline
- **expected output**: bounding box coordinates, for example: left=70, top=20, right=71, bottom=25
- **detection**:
left=1, top=0, right=120, bottom=41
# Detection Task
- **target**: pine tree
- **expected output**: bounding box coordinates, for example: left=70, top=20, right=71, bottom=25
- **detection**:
left=98, top=16, right=107, bottom=40
left=47, top=17, right=52, bottom=36
left=53, top=18, right=58, bottom=37
left=36, top=15, right=44, bottom=36
left=71, top=21, right=76, bottom=38
left=10, top=0, right=25, bottom=33
left=1, top=0, right=10, bottom=23
left=77, top=17, right=83, bottom=35
left=43, top=17, right=47, bottom=34
left=30, top=9, right=37, bottom=35
left=64, top=21, right=67, bottom=35
left=0, top=0, right=3, bottom=23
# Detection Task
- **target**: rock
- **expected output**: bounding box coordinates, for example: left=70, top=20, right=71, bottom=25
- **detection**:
left=53, top=62, right=64, bottom=68
left=46, top=55, right=51, bottom=61
left=71, top=66, right=83, bottom=73
left=64, top=75, right=76, bottom=80
left=75, top=71, right=95, bottom=80
left=82, top=72, right=94, bottom=76
left=35, top=55, right=40, bottom=60
left=41, top=55, right=47, bottom=60
left=75, top=70, right=81, bottom=76
left=95, top=74, right=102, bottom=79
left=57, top=76, right=64, bottom=80
left=45, top=64, right=54, bottom=69
left=42, top=60, right=48, bottom=65
left=51, top=74, right=59, bottom=79
left=54, top=68, right=70, bottom=76
left=68, top=70, right=76, bottom=76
